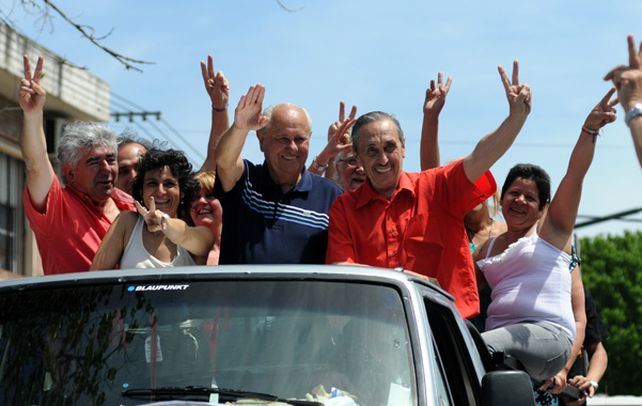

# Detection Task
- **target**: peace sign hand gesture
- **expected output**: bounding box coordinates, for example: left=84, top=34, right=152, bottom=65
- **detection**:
left=584, top=88, right=618, bottom=131
left=19, top=55, right=46, bottom=115
left=200, top=54, right=229, bottom=110
left=498, top=60, right=531, bottom=118
left=135, top=198, right=166, bottom=233
left=327, top=101, right=357, bottom=142
left=424, top=72, right=452, bottom=118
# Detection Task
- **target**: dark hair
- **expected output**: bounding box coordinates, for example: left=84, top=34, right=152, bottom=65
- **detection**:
left=351, top=111, right=404, bottom=154
left=501, top=163, right=551, bottom=209
left=132, top=148, right=196, bottom=221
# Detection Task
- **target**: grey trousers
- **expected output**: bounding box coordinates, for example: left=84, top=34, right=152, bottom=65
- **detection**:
left=481, top=321, right=573, bottom=381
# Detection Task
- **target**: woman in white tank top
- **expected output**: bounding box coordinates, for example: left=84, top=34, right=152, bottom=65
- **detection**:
left=473, top=89, right=618, bottom=392
left=91, top=149, right=215, bottom=269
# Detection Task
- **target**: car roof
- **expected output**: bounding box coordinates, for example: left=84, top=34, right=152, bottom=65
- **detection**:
left=0, top=265, right=453, bottom=301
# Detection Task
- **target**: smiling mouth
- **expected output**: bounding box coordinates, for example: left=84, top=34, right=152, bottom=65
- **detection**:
left=374, top=165, right=391, bottom=173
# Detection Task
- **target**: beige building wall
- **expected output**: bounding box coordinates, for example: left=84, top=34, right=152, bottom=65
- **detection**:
left=0, top=20, right=111, bottom=277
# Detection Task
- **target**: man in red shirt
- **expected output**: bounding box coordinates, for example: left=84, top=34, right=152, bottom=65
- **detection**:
left=327, top=62, right=532, bottom=318
left=19, top=55, right=135, bottom=275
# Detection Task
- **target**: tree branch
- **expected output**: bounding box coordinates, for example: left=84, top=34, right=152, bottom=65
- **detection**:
left=42, top=0, right=154, bottom=72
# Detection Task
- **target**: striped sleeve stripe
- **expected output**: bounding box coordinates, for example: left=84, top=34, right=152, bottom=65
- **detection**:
left=241, top=178, right=330, bottom=230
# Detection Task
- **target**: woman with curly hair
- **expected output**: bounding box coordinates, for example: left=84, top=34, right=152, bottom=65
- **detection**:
left=91, top=148, right=214, bottom=269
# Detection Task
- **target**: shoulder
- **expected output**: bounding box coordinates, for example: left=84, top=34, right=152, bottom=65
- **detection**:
left=113, top=211, right=139, bottom=230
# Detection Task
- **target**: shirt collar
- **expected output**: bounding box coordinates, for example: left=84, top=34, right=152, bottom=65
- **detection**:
left=261, top=160, right=311, bottom=194
left=355, top=171, right=415, bottom=209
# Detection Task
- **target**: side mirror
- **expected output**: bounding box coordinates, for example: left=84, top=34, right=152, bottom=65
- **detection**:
left=481, top=370, right=535, bottom=406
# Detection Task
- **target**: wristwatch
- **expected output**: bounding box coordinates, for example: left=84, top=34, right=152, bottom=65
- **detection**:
left=625, top=103, right=642, bottom=126
left=589, top=379, right=599, bottom=395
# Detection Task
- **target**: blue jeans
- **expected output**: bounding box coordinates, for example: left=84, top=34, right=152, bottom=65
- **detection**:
left=482, top=321, right=573, bottom=381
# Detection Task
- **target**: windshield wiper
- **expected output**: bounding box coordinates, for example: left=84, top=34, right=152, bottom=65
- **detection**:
left=121, top=385, right=323, bottom=405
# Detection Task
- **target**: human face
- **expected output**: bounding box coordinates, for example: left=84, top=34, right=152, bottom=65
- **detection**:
left=65, top=146, right=118, bottom=205
left=190, top=188, right=219, bottom=227
left=336, top=152, right=366, bottom=192
left=500, top=177, right=544, bottom=230
left=142, top=166, right=181, bottom=217
left=356, top=119, right=405, bottom=199
left=115, top=143, right=147, bottom=195
left=258, top=106, right=311, bottom=188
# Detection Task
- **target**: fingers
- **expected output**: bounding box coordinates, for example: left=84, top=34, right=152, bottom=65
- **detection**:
left=628, top=34, right=640, bottom=69
left=437, top=71, right=443, bottom=86
left=609, top=96, right=620, bottom=108
left=604, top=64, right=628, bottom=81
left=33, top=56, right=44, bottom=84
left=599, top=87, right=617, bottom=108
left=498, top=65, right=511, bottom=92
left=200, top=60, right=210, bottom=87
left=23, top=55, right=31, bottom=81
left=348, top=104, right=357, bottom=120
left=207, top=54, right=215, bottom=78
left=135, top=201, right=147, bottom=216
left=339, top=101, right=345, bottom=121
left=147, top=196, right=156, bottom=212
left=429, top=79, right=436, bottom=92
left=512, top=59, right=519, bottom=86
left=444, top=76, right=453, bottom=92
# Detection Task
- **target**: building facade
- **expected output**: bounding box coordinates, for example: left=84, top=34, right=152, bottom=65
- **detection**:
left=0, top=20, right=110, bottom=276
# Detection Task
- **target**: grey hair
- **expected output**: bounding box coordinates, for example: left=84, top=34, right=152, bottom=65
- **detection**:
left=351, top=111, right=405, bottom=154
left=57, top=121, right=118, bottom=184
left=260, top=103, right=312, bottom=135
left=117, top=130, right=153, bottom=151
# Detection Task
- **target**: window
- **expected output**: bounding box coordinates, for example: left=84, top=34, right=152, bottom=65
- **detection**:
left=424, top=298, right=481, bottom=406
left=0, top=153, right=24, bottom=273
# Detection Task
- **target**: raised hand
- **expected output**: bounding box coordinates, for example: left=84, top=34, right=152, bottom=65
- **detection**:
left=19, top=55, right=46, bottom=115
left=498, top=60, right=531, bottom=117
left=584, top=88, right=618, bottom=131
left=328, top=101, right=357, bottom=142
left=135, top=198, right=164, bottom=233
left=423, top=72, right=452, bottom=117
left=233, top=85, right=269, bottom=132
left=200, top=54, right=229, bottom=110
left=604, top=35, right=642, bottom=111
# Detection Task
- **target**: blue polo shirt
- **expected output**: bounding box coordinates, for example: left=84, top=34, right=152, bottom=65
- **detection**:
left=215, top=160, right=343, bottom=264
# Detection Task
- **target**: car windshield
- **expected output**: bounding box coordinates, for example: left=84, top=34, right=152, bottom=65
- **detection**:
left=0, top=278, right=416, bottom=405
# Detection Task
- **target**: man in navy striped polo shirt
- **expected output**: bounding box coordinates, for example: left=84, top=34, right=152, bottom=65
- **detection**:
left=214, top=84, right=342, bottom=264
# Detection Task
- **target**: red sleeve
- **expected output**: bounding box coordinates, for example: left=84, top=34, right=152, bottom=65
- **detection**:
left=436, top=160, right=496, bottom=217
left=23, top=176, right=63, bottom=234
left=325, top=197, right=356, bottom=264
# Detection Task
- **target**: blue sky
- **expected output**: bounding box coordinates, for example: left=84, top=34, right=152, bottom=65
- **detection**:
left=4, top=0, right=642, bottom=238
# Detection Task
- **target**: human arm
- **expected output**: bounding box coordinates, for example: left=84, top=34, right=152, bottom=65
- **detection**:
left=567, top=341, right=608, bottom=402
left=214, top=84, right=269, bottom=192
left=199, top=54, right=230, bottom=173
left=310, top=112, right=356, bottom=176
left=19, top=55, right=55, bottom=211
left=420, top=72, right=452, bottom=170
left=604, top=34, right=642, bottom=167
left=90, top=211, right=136, bottom=270
left=135, top=199, right=214, bottom=257
left=312, top=102, right=357, bottom=177
left=463, top=61, right=531, bottom=183
left=540, top=89, right=617, bottom=249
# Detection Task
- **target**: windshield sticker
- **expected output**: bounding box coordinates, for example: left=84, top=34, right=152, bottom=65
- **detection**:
left=127, top=284, right=190, bottom=292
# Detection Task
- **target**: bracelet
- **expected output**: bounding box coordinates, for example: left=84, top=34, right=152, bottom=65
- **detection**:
left=314, top=155, right=329, bottom=170
left=581, top=126, right=599, bottom=136
left=212, top=105, right=227, bottom=112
